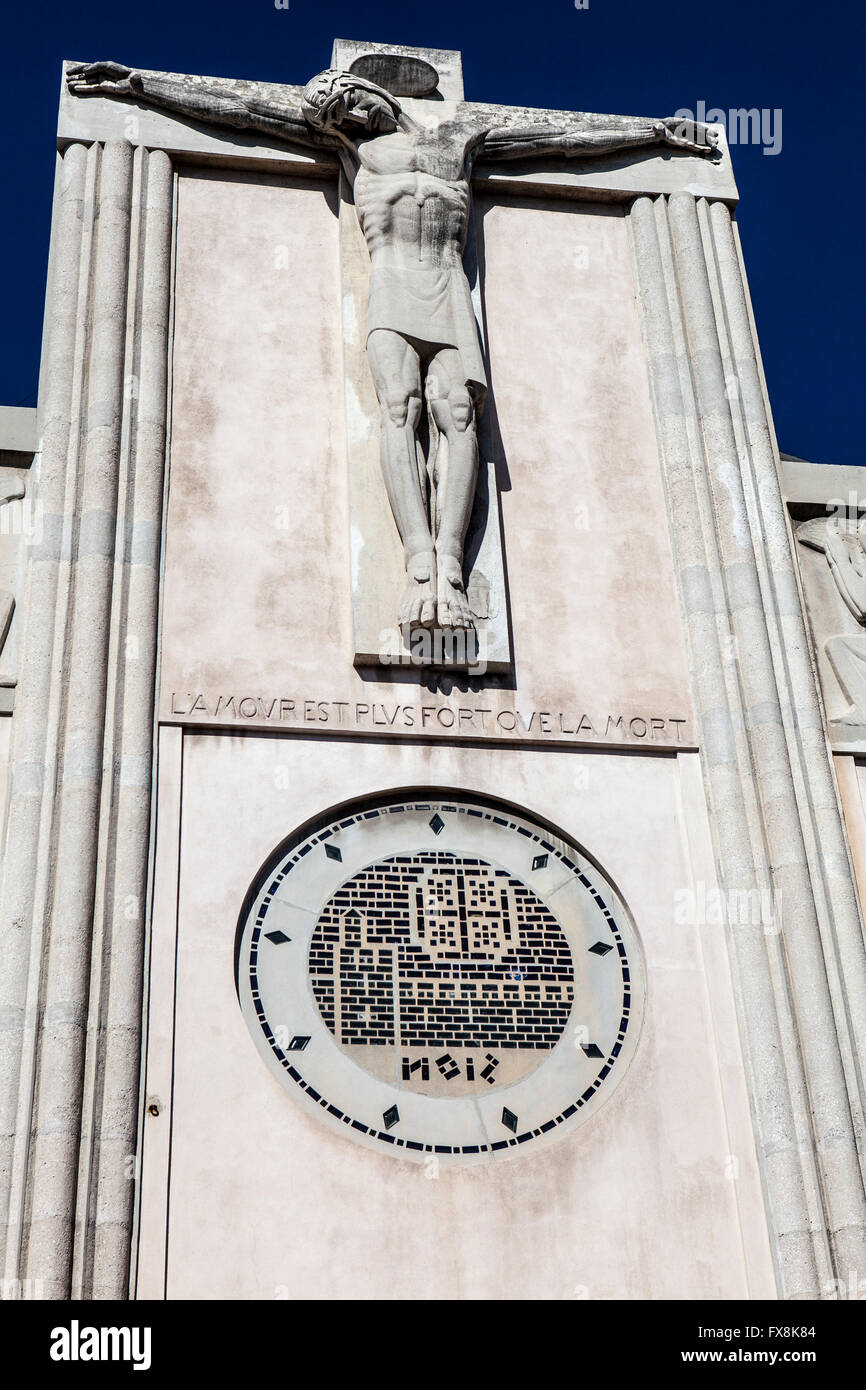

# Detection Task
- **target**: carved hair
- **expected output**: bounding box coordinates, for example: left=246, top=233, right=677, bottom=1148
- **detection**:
left=301, top=68, right=401, bottom=131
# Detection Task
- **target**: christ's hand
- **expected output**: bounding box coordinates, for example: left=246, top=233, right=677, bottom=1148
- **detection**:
left=655, top=117, right=720, bottom=157
left=66, top=62, right=143, bottom=98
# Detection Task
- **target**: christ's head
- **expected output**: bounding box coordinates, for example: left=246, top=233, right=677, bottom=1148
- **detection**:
left=301, top=69, right=401, bottom=135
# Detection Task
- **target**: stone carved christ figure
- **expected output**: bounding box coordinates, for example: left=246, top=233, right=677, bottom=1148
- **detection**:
left=68, top=59, right=717, bottom=631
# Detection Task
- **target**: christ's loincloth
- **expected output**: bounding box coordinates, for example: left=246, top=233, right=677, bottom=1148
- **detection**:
left=366, top=262, right=487, bottom=396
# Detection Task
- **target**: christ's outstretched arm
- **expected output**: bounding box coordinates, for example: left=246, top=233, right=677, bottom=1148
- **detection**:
left=481, top=116, right=718, bottom=161
left=66, top=62, right=336, bottom=151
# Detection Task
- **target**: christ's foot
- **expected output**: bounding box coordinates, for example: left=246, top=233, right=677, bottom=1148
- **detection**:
left=398, top=552, right=437, bottom=629
left=437, top=554, right=473, bottom=629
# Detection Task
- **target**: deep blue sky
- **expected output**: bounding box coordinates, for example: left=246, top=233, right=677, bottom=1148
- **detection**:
left=3, top=0, right=863, bottom=465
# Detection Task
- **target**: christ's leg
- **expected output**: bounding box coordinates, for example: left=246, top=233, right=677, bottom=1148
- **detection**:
left=367, top=329, right=435, bottom=628
left=427, top=348, right=479, bottom=629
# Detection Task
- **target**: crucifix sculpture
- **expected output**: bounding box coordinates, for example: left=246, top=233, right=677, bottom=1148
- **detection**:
left=68, top=56, right=717, bottom=634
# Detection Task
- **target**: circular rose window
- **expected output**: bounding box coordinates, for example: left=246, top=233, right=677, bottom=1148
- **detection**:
left=235, top=794, right=644, bottom=1161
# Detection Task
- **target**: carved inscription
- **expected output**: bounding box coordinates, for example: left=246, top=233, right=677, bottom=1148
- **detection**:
left=168, top=691, right=689, bottom=744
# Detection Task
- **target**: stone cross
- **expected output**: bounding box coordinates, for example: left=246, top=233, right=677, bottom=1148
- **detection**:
left=67, top=46, right=716, bottom=641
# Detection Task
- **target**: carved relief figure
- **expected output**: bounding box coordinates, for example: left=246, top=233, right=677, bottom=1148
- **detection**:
left=68, top=59, right=717, bottom=632
left=797, top=515, right=866, bottom=730
left=0, top=474, right=27, bottom=712
left=0, top=475, right=26, bottom=641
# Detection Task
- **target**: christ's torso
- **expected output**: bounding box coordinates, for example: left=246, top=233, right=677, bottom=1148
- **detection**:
left=353, top=129, right=476, bottom=269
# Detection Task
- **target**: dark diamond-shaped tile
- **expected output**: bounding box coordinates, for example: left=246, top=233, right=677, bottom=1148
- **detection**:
left=532, top=853, right=548, bottom=871
left=288, top=1035, right=310, bottom=1051
left=264, top=930, right=291, bottom=945
left=325, top=843, right=342, bottom=861
left=383, top=1104, right=400, bottom=1130
left=581, top=1042, right=604, bottom=1059
left=588, top=940, right=613, bottom=956
left=501, top=1107, right=518, bottom=1133
left=429, top=813, right=445, bottom=835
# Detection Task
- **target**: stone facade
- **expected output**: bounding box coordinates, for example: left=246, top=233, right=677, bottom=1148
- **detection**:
left=0, top=39, right=863, bottom=1302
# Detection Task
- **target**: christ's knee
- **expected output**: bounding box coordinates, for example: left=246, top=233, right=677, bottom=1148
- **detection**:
left=431, top=387, right=474, bottom=435
left=380, top=387, right=421, bottom=430
left=447, top=386, right=473, bottom=433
